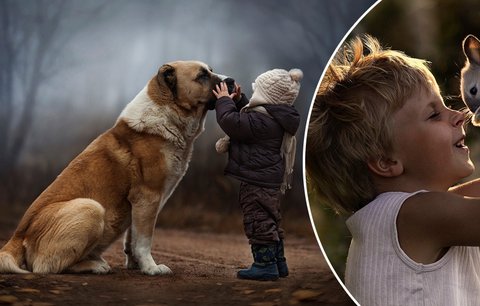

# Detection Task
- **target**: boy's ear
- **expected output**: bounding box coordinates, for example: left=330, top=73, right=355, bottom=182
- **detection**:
left=367, top=157, right=403, bottom=178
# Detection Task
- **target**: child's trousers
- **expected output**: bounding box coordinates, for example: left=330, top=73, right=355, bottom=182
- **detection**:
left=239, top=182, right=284, bottom=244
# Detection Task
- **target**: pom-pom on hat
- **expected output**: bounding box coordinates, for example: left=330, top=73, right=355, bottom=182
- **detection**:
left=250, top=68, right=303, bottom=106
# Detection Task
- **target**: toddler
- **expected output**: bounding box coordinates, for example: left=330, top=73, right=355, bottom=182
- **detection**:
left=306, top=35, right=480, bottom=305
left=213, top=68, right=302, bottom=281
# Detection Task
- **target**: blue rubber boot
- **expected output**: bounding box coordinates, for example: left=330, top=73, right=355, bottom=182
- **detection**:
left=237, top=244, right=279, bottom=281
left=276, top=240, right=289, bottom=277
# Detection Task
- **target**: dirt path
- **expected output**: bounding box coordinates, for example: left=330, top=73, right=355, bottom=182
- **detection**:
left=0, top=229, right=354, bottom=306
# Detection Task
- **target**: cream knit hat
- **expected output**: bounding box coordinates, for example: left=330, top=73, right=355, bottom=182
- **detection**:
left=250, top=68, right=303, bottom=105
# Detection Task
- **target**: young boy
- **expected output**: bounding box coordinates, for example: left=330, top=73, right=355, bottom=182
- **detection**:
left=212, top=69, right=302, bottom=281
left=306, top=35, right=480, bottom=305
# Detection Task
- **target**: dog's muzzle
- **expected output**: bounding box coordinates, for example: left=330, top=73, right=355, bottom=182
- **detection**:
left=216, top=74, right=229, bottom=81
left=207, top=74, right=235, bottom=110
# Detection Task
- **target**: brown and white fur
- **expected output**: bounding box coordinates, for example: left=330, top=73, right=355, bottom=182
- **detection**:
left=0, top=60, right=222, bottom=275
left=461, top=34, right=480, bottom=125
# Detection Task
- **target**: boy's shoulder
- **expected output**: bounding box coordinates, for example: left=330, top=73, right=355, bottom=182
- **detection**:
left=262, top=104, right=299, bottom=121
left=263, top=103, right=298, bottom=112
left=263, top=104, right=300, bottom=134
left=349, top=191, right=421, bottom=224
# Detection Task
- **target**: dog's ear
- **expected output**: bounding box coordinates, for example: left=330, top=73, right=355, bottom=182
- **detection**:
left=157, top=64, right=177, bottom=99
left=464, top=35, right=480, bottom=66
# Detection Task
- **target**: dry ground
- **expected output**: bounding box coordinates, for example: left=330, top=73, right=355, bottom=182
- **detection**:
left=0, top=227, right=355, bottom=306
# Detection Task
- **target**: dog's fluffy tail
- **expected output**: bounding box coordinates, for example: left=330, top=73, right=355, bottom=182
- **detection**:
left=0, top=238, right=29, bottom=274
left=0, top=252, right=29, bottom=274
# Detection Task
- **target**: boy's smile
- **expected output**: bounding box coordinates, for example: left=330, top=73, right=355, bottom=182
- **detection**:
left=391, top=86, right=474, bottom=191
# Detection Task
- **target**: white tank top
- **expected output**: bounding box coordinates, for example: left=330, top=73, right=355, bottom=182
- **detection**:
left=345, top=191, right=480, bottom=306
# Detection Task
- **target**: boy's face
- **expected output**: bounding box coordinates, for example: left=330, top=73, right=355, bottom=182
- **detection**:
left=391, top=86, right=474, bottom=191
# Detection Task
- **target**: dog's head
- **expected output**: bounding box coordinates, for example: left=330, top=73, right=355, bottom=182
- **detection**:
left=461, top=35, right=480, bottom=125
left=154, top=60, right=222, bottom=112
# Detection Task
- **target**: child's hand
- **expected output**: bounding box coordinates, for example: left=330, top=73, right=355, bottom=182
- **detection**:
left=213, top=82, right=236, bottom=100
left=233, top=83, right=242, bottom=102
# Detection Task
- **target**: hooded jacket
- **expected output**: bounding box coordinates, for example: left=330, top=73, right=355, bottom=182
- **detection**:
left=215, top=95, right=300, bottom=188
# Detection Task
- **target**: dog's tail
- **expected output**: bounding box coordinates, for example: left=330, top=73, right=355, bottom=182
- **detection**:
left=0, top=237, right=29, bottom=274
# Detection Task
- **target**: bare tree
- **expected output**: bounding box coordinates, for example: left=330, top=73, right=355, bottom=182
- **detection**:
left=0, top=0, right=106, bottom=180
left=247, top=0, right=375, bottom=61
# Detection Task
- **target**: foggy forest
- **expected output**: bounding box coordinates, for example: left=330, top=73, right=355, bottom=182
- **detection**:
left=0, top=0, right=376, bottom=235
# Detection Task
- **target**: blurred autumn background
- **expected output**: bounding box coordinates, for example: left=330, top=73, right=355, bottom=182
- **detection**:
left=308, top=0, right=480, bottom=280
left=0, top=0, right=376, bottom=241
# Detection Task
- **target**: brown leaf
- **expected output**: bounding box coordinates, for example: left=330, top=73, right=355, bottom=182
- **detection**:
left=16, top=288, right=41, bottom=294
left=52, top=286, right=72, bottom=291
left=250, top=302, right=276, bottom=306
left=0, top=295, right=18, bottom=304
left=291, top=289, right=321, bottom=301
left=265, top=288, right=282, bottom=293
left=243, top=289, right=255, bottom=295
left=49, top=290, right=61, bottom=295
left=22, top=274, right=37, bottom=280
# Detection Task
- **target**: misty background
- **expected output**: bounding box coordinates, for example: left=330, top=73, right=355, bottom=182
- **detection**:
left=0, top=0, right=376, bottom=236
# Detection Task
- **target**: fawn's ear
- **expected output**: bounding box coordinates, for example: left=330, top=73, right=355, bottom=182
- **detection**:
left=367, top=156, right=403, bottom=178
left=463, top=35, right=480, bottom=66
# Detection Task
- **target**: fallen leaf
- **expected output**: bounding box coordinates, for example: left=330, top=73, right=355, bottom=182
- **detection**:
left=0, top=295, right=18, bottom=304
left=250, top=302, right=276, bottom=306
left=52, top=286, right=72, bottom=291
left=291, top=289, right=321, bottom=301
left=243, top=289, right=255, bottom=295
left=16, top=288, right=40, bottom=294
left=49, top=290, right=61, bottom=295
left=265, top=288, right=282, bottom=294
left=22, top=274, right=37, bottom=280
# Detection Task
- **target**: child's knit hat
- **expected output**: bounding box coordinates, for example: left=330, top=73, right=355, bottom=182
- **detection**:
left=250, top=68, right=303, bottom=105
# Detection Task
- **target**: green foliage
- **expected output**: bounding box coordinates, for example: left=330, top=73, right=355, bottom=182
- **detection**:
left=307, top=181, right=350, bottom=279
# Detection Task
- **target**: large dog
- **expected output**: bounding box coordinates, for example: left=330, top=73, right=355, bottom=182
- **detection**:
left=0, top=61, right=222, bottom=275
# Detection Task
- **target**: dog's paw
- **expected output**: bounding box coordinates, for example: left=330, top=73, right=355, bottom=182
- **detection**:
left=67, top=259, right=111, bottom=274
left=142, top=264, right=173, bottom=276
left=157, top=264, right=173, bottom=275
left=92, top=261, right=112, bottom=274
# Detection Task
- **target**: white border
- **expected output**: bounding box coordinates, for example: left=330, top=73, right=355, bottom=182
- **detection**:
left=302, top=1, right=383, bottom=305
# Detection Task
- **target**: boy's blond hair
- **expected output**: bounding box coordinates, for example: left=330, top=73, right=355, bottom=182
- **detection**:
left=306, top=35, right=439, bottom=215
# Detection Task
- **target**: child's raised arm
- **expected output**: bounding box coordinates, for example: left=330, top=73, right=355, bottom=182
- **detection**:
left=397, top=191, right=480, bottom=264
left=449, top=178, right=480, bottom=197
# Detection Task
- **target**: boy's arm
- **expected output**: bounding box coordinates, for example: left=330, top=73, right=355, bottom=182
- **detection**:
left=397, top=191, right=480, bottom=264
left=449, top=178, right=480, bottom=197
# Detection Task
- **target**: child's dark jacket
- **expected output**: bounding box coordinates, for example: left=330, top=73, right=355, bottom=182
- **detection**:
left=215, top=95, right=300, bottom=188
